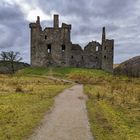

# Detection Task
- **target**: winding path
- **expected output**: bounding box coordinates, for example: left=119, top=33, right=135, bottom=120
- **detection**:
left=28, top=85, right=94, bottom=140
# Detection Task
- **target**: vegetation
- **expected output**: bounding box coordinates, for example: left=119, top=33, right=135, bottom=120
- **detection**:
left=0, top=74, right=70, bottom=140
left=19, top=67, right=140, bottom=140
left=0, top=61, right=29, bottom=74
left=1, top=67, right=140, bottom=140
left=85, top=79, right=140, bottom=140
left=0, top=51, right=24, bottom=74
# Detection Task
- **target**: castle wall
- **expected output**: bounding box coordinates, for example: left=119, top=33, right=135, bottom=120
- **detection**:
left=40, top=27, right=72, bottom=67
left=101, top=39, right=114, bottom=72
left=29, top=17, right=43, bottom=67
left=84, top=41, right=102, bottom=69
left=29, top=15, right=114, bottom=73
left=70, top=44, right=84, bottom=67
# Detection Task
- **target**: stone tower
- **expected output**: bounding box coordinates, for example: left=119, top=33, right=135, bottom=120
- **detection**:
left=29, top=15, right=114, bottom=73
left=101, top=27, right=114, bottom=73
left=29, top=15, right=72, bottom=67
left=29, top=16, right=42, bottom=66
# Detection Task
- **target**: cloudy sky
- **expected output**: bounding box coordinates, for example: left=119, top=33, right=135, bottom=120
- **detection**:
left=0, top=0, right=140, bottom=64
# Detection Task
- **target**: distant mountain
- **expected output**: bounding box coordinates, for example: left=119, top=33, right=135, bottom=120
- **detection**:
left=0, top=61, right=30, bottom=74
left=114, top=56, right=140, bottom=77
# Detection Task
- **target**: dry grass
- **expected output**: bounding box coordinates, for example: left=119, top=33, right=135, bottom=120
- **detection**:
left=0, top=74, right=71, bottom=140
left=113, top=64, right=120, bottom=68
left=85, top=78, right=140, bottom=140
left=17, top=67, right=140, bottom=139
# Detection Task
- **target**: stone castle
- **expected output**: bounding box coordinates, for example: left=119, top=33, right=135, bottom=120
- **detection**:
left=29, top=15, right=114, bottom=72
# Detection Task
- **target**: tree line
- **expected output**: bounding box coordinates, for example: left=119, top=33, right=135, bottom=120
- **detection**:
left=0, top=51, right=22, bottom=73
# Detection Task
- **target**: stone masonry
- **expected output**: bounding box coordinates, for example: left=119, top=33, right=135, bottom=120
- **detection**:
left=29, top=15, right=114, bottom=72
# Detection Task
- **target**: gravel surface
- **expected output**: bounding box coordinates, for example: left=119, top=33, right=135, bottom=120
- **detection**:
left=28, top=85, right=94, bottom=140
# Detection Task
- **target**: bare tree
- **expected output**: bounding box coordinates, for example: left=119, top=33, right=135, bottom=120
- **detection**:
left=0, top=51, right=22, bottom=73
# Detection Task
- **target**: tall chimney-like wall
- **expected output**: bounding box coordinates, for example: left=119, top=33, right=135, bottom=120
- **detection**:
left=102, top=27, right=106, bottom=45
left=54, top=15, right=59, bottom=28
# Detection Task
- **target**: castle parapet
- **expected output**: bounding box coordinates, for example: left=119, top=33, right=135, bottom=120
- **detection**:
left=62, top=23, right=71, bottom=30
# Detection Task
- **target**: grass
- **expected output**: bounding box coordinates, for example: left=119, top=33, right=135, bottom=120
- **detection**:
left=0, top=74, right=71, bottom=140
left=84, top=77, right=140, bottom=140
left=1, top=67, right=140, bottom=140
left=19, top=67, right=140, bottom=140
left=18, top=67, right=111, bottom=80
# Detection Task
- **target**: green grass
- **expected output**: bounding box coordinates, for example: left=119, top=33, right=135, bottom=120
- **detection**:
left=19, top=67, right=140, bottom=140
left=0, top=75, right=71, bottom=140
left=1, top=67, right=140, bottom=140
left=18, top=67, right=111, bottom=80
left=84, top=79, right=140, bottom=140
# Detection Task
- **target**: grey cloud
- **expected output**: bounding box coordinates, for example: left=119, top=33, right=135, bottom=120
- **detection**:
left=0, top=3, right=30, bottom=62
left=0, top=0, right=140, bottom=64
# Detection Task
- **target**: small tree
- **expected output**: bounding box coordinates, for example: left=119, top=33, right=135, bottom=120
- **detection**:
left=0, top=51, right=22, bottom=73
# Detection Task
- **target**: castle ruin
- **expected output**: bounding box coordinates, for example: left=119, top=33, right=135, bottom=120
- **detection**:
left=29, top=15, right=114, bottom=72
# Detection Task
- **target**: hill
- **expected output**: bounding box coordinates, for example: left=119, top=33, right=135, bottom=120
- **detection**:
left=0, top=61, right=30, bottom=74
left=18, top=67, right=140, bottom=140
left=1, top=67, right=140, bottom=140
left=114, top=56, right=140, bottom=77
left=113, top=64, right=119, bottom=68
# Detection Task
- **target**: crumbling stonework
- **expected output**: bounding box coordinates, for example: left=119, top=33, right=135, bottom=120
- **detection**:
left=29, top=15, right=114, bottom=72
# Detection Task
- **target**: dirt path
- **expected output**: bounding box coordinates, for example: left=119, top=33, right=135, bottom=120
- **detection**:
left=28, top=85, right=94, bottom=140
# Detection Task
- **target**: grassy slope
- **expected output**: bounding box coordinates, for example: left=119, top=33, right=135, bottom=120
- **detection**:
left=19, top=67, right=140, bottom=140
left=0, top=74, right=70, bottom=140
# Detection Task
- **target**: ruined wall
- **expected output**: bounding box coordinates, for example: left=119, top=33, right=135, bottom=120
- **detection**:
left=101, top=39, right=114, bottom=73
left=70, top=44, right=84, bottom=67
left=29, top=15, right=114, bottom=73
left=40, top=27, right=72, bottom=67
left=29, top=16, right=43, bottom=66
left=30, top=15, right=72, bottom=67
left=84, top=41, right=102, bottom=69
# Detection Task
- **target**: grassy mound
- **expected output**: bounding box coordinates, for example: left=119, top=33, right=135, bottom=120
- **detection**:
left=18, top=67, right=111, bottom=82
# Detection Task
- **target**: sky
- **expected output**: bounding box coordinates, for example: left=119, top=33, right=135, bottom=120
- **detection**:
left=0, top=0, right=140, bottom=64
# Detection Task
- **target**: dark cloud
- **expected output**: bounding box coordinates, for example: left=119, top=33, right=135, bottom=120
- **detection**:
left=0, top=0, right=140, bottom=63
left=0, top=2, right=30, bottom=62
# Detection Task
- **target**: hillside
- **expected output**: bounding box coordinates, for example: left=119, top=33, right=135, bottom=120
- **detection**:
left=0, top=71, right=71, bottom=140
left=0, top=67, right=140, bottom=140
left=19, top=67, right=140, bottom=140
left=114, top=56, right=140, bottom=77
left=0, top=61, right=30, bottom=74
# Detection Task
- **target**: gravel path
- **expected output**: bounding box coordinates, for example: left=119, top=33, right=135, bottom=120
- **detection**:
left=28, top=85, right=94, bottom=140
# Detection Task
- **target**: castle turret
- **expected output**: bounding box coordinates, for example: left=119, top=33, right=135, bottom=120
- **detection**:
left=29, top=16, right=42, bottom=66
